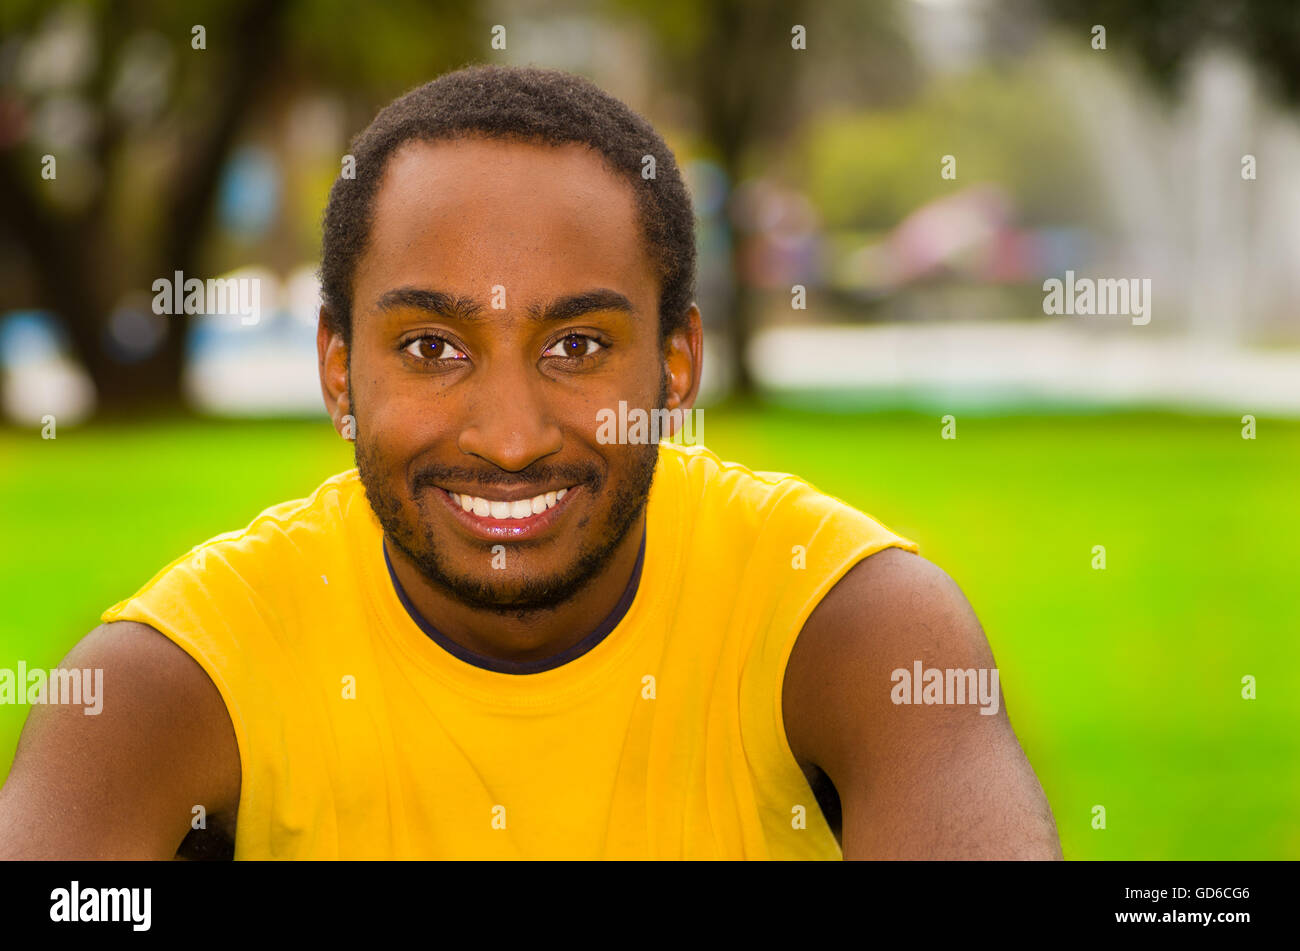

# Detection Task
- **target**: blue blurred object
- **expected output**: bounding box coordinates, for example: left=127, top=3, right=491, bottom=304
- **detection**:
left=217, top=145, right=281, bottom=238
left=0, top=311, right=69, bottom=368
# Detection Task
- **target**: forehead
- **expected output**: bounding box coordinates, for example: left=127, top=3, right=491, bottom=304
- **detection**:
left=357, top=137, right=655, bottom=309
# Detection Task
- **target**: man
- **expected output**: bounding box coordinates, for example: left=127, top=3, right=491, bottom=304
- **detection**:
left=0, top=65, right=1061, bottom=860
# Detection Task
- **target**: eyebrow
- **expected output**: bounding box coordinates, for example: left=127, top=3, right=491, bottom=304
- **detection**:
left=374, top=286, right=636, bottom=324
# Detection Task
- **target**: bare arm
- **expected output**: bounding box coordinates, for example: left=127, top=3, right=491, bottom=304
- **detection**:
left=0, top=620, right=241, bottom=859
left=783, top=548, right=1062, bottom=859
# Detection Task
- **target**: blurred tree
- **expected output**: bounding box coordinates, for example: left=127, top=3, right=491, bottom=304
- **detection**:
left=0, top=0, right=921, bottom=411
left=614, top=0, right=918, bottom=397
left=800, top=60, right=1100, bottom=232
left=0, top=0, right=477, bottom=415
left=0, top=0, right=293, bottom=413
left=1036, top=0, right=1300, bottom=104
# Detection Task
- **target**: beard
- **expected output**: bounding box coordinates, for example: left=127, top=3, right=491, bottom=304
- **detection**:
left=353, top=373, right=669, bottom=618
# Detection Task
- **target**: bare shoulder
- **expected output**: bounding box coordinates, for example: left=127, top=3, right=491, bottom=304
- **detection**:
left=0, top=620, right=241, bottom=859
left=796, top=547, right=983, bottom=662
left=782, top=547, right=1062, bottom=859
left=782, top=548, right=987, bottom=776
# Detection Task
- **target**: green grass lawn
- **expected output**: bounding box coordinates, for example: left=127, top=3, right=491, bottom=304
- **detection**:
left=2, top=405, right=1296, bottom=859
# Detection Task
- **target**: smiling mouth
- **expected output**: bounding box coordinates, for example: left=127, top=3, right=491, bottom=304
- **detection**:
left=434, top=484, right=582, bottom=540
left=445, top=486, right=574, bottom=520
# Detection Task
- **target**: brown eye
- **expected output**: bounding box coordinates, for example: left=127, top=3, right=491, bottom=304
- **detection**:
left=403, top=336, right=464, bottom=361
left=544, top=334, right=602, bottom=359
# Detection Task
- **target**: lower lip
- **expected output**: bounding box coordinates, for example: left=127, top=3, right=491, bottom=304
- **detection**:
left=436, top=485, right=581, bottom=540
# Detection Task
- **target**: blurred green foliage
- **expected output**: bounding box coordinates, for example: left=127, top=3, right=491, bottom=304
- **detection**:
left=800, top=53, right=1103, bottom=231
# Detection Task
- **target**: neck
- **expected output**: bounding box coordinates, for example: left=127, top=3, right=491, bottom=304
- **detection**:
left=383, top=512, right=646, bottom=668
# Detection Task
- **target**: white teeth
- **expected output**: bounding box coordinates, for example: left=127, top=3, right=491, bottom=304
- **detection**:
left=450, top=487, right=575, bottom=520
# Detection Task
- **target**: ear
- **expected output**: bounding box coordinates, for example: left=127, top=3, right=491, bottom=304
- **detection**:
left=663, top=303, right=703, bottom=412
left=317, top=308, right=352, bottom=438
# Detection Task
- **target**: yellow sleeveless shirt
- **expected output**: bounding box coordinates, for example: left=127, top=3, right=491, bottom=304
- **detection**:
left=101, top=441, right=918, bottom=859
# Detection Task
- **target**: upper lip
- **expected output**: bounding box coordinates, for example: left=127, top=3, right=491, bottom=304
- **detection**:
left=437, top=484, right=576, bottom=503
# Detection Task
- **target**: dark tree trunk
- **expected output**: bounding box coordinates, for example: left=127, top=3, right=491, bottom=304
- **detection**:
left=0, top=0, right=290, bottom=418
left=695, top=0, right=807, bottom=400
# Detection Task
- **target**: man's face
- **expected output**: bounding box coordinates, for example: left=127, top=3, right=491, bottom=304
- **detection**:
left=338, top=137, right=676, bottom=616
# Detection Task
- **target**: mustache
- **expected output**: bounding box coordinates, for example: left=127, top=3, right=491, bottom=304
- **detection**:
left=411, top=463, right=601, bottom=493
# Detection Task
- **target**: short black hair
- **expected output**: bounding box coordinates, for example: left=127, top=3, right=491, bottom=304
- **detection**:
left=320, top=64, right=697, bottom=347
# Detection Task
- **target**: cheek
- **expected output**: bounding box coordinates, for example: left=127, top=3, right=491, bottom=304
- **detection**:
left=561, top=399, right=602, bottom=442
left=560, top=375, right=645, bottom=435
left=353, top=363, right=443, bottom=461
left=366, top=412, right=437, bottom=487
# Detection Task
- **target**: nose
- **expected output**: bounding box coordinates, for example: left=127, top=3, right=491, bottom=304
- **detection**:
left=457, top=356, right=563, bottom=472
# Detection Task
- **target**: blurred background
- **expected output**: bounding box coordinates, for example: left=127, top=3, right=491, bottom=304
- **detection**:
left=0, top=0, right=1296, bottom=859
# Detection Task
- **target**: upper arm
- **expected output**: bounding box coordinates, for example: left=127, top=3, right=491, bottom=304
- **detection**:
left=782, top=547, right=1062, bottom=859
left=0, top=620, right=241, bottom=859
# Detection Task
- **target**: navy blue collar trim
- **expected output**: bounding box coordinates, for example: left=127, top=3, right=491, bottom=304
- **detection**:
left=382, top=525, right=646, bottom=675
